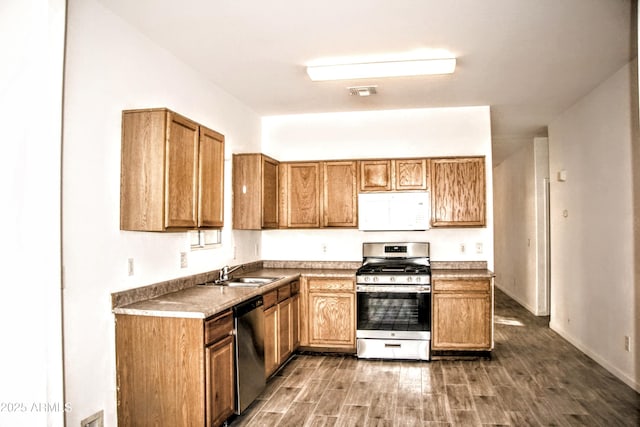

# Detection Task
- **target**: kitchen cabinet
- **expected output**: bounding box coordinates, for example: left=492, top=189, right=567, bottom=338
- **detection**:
left=120, top=108, right=225, bottom=231
left=395, top=158, right=428, bottom=190
left=302, top=277, right=356, bottom=350
left=359, top=158, right=428, bottom=192
left=115, top=309, right=235, bottom=427
left=279, top=162, right=321, bottom=228
left=432, top=278, right=493, bottom=351
left=430, top=157, right=486, bottom=227
left=263, top=299, right=279, bottom=378
left=359, top=159, right=392, bottom=191
left=263, top=281, right=300, bottom=378
left=323, top=161, right=358, bottom=227
left=233, top=154, right=279, bottom=229
left=278, top=294, right=292, bottom=364
left=205, top=335, right=235, bottom=427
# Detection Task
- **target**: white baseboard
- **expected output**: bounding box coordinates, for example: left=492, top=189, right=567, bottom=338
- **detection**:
left=495, top=286, right=540, bottom=316
left=549, top=320, right=640, bottom=392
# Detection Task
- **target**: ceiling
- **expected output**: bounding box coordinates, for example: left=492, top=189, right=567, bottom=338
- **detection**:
left=97, top=0, right=634, bottom=163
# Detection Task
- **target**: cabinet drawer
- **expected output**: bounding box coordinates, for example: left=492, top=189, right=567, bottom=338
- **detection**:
left=263, top=290, right=278, bottom=309
left=205, top=310, right=233, bottom=345
left=308, top=278, right=355, bottom=292
left=277, top=284, right=291, bottom=302
left=290, top=280, right=300, bottom=295
left=433, top=279, right=491, bottom=293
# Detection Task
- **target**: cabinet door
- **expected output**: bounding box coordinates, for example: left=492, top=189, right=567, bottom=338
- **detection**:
left=262, top=156, right=279, bottom=228
left=205, top=335, right=235, bottom=427
left=291, top=293, right=300, bottom=350
left=286, top=163, right=321, bottom=228
left=308, top=292, right=356, bottom=348
left=430, top=157, right=486, bottom=227
left=278, top=298, right=292, bottom=365
left=165, top=112, right=200, bottom=228
left=116, top=315, right=204, bottom=426
left=359, top=160, right=392, bottom=191
left=432, top=292, right=491, bottom=350
left=198, top=126, right=225, bottom=228
left=264, top=305, right=279, bottom=378
left=323, top=161, right=357, bottom=227
left=395, top=159, right=428, bottom=190
left=120, top=109, right=167, bottom=231
left=232, top=154, right=261, bottom=230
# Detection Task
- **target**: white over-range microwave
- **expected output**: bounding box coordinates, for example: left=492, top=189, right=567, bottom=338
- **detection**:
left=358, top=192, right=430, bottom=231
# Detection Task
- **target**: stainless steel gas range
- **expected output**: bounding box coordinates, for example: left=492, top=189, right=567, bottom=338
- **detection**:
left=355, top=242, right=432, bottom=360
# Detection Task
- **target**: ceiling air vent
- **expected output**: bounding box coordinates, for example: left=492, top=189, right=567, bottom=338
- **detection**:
left=348, top=86, right=377, bottom=97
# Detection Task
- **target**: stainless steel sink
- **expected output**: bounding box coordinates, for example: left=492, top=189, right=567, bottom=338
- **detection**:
left=225, top=277, right=280, bottom=287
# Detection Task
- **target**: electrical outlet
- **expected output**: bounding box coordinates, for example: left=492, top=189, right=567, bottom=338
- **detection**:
left=460, top=243, right=465, bottom=253
left=180, top=252, right=188, bottom=268
left=127, top=258, right=134, bottom=276
left=625, top=336, right=631, bottom=352
left=321, top=243, right=327, bottom=253
left=475, top=242, right=483, bottom=254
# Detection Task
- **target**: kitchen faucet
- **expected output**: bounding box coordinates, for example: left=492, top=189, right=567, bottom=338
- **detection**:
left=218, top=264, right=243, bottom=283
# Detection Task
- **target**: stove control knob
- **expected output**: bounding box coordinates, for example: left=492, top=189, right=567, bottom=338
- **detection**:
left=373, top=276, right=379, bottom=283
left=415, top=277, right=421, bottom=283
left=364, top=276, right=370, bottom=282
left=390, top=276, right=395, bottom=282
left=406, top=276, right=412, bottom=283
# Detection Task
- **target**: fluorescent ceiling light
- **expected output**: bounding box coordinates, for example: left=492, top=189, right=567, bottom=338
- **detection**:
left=306, top=58, right=456, bottom=81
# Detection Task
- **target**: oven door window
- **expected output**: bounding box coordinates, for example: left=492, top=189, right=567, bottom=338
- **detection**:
left=357, top=291, right=431, bottom=331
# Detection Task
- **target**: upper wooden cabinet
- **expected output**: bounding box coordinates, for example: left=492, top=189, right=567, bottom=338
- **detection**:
left=395, top=158, right=428, bottom=190
left=359, top=160, right=392, bottom=191
left=323, top=161, right=358, bottom=227
left=359, top=158, right=428, bottom=192
left=233, top=154, right=279, bottom=229
left=120, top=108, right=224, bottom=231
left=430, top=157, right=486, bottom=227
left=277, top=160, right=358, bottom=228
left=198, top=127, right=225, bottom=228
left=279, top=162, right=321, bottom=228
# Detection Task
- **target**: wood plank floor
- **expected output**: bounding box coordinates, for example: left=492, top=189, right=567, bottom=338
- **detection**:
left=230, top=289, right=640, bottom=426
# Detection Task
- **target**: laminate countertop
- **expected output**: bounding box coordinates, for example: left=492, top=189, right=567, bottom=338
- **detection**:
left=112, top=265, right=494, bottom=319
left=112, top=268, right=355, bottom=319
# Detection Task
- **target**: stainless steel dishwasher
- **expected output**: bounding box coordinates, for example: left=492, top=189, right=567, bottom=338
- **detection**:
left=232, top=295, right=266, bottom=414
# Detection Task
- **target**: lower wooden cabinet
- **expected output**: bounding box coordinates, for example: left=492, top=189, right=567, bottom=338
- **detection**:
left=264, top=304, right=279, bottom=378
left=263, top=281, right=300, bottom=378
left=115, top=310, right=235, bottom=427
left=278, top=296, right=292, bottom=364
left=303, top=277, right=356, bottom=350
left=205, top=335, right=235, bottom=427
left=431, top=278, right=493, bottom=351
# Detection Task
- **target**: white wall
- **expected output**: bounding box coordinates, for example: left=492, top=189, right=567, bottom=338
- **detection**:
left=261, top=107, right=494, bottom=267
left=0, top=1, right=65, bottom=426
left=63, top=0, right=262, bottom=425
left=548, top=62, right=637, bottom=390
left=493, top=137, right=549, bottom=315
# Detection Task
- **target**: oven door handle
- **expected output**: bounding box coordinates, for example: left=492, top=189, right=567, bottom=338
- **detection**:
left=356, top=285, right=431, bottom=293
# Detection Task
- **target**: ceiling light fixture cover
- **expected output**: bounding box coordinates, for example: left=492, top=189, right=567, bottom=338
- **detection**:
left=307, top=58, right=456, bottom=81
left=348, top=86, right=377, bottom=96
